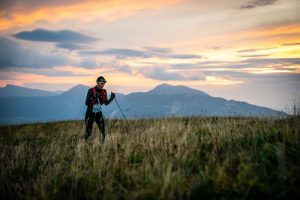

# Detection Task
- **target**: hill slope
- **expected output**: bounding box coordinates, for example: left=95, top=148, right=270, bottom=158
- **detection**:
left=1, top=116, right=299, bottom=199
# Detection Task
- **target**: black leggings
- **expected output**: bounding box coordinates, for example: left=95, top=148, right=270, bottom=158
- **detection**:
left=84, top=109, right=105, bottom=141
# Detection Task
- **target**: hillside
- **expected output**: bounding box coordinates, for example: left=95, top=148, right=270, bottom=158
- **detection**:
left=0, top=116, right=299, bottom=199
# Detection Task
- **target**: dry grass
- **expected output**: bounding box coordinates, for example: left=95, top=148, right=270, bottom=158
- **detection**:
left=0, top=116, right=300, bottom=199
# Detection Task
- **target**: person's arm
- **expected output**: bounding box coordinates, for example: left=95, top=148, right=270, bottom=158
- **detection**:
left=105, top=92, right=115, bottom=105
left=85, top=89, right=93, bottom=106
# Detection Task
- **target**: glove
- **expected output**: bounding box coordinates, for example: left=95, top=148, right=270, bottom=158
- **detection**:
left=111, top=92, right=116, bottom=99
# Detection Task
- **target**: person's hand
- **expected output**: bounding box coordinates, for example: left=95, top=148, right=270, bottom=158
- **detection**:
left=111, top=92, right=116, bottom=99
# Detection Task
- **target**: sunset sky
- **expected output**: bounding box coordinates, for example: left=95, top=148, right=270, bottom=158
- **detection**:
left=0, top=0, right=299, bottom=111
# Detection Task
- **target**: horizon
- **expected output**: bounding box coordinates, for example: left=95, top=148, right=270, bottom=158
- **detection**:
left=0, top=0, right=299, bottom=111
left=0, top=82, right=290, bottom=112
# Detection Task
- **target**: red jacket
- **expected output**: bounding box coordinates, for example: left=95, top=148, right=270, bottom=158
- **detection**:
left=85, top=86, right=108, bottom=106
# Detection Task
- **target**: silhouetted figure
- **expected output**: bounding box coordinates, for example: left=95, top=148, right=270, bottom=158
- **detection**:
left=84, top=76, right=115, bottom=143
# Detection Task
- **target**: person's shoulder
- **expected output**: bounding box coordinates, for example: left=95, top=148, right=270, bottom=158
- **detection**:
left=92, top=86, right=98, bottom=89
left=88, top=87, right=95, bottom=92
left=102, top=89, right=107, bottom=94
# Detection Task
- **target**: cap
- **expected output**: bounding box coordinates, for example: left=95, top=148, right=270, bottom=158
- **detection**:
left=96, top=76, right=106, bottom=83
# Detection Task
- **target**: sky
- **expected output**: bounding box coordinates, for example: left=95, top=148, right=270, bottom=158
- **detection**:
left=0, top=0, right=299, bottom=111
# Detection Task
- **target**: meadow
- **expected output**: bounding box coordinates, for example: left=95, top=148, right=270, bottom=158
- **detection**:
left=0, top=116, right=299, bottom=199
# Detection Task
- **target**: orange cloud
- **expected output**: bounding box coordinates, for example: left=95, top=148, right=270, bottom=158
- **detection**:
left=0, top=0, right=184, bottom=30
left=166, top=22, right=300, bottom=55
left=234, top=23, right=300, bottom=44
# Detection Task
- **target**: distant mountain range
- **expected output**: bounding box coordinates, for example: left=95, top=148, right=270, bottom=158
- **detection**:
left=0, top=84, right=62, bottom=97
left=0, top=83, right=285, bottom=125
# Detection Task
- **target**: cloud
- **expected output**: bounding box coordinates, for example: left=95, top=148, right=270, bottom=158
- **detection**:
left=239, top=0, right=278, bottom=10
left=0, top=0, right=80, bottom=14
left=239, top=54, right=271, bottom=58
left=14, top=29, right=98, bottom=43
left=15, top=68, right=90, bottom=77
left=0, top=36, right=70, bottom=69
left=117, top=63, right=205, bottom=81
left=78, top=59, right=124, bottom=70
left=171, top=61, right=242, bottom=70
left=167, top=58, right=300, bottom=81
left=233, top=58, right=300, bottom=74
left=142, top=68, right=183, bottom=81
left=143, top=46, right=202, bottom=59
left=237, top=47, right=276, bottom=53
left=0, top=72, right=17, bottom=80
left=205, top=71, right=300, bottom=82
left=142, top=67, right=205, bottom=81
left=164, top=54, right=202, bottom=59
left=0, top=36, right=131, bottom=72
left=281, top=42, right=300, bottom=46
left=80, top=47, right=202, bottom=59
left=81, top=48, right=150, bottom=59
left=215, top=58, right=300, bottom=71
left=171, top=58, right=300, bottom=72
left=245, top=58, right=300, bottom=65
left=22, top=82, right=75, bottom=91
left=13, top=28, right=99, bottom=51
left=56, top=42, right=84, bottom=50
left=79, top=59, right=99, bottom=69
left=0, top=0, right=183, bottom=30
left=143, top=47, right=172, bottom=53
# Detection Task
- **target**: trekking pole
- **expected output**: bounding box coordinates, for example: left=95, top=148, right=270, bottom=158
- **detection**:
left=114, top=96, right=129, bottom=125
left=97, top=99, right=113, bottom=144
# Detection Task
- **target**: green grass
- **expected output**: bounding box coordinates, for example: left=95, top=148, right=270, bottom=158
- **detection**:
left=0, top=116, right=300, bottom=199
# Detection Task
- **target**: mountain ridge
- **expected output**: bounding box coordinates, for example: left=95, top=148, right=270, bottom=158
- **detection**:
left=148, top=83, right=209, bottom=96
left=0, top=83, right=285, bottom=125
left=0, top=84, right=62, bottom=97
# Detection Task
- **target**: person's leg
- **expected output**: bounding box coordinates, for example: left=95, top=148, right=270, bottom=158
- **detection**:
left=84, top=109, right=94, bottom=139
left=95, top=112, right=105, bottom=143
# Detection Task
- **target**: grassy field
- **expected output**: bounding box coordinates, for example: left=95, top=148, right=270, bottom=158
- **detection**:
left=0, top=116, right=300, bottom=199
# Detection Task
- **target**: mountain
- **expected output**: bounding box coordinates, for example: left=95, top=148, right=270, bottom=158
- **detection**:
left=0, top=84, right=61, bottom=97
left=0, top=83, right=285, bottom=125
left=59, top=84, right=90, bottom=98
left=148, top=83, right=208, bottom=96
left=106, top=84, right=283, bottom=118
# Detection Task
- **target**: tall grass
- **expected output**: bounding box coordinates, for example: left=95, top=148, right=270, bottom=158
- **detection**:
left=0, top=116, right=300, bottom=199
